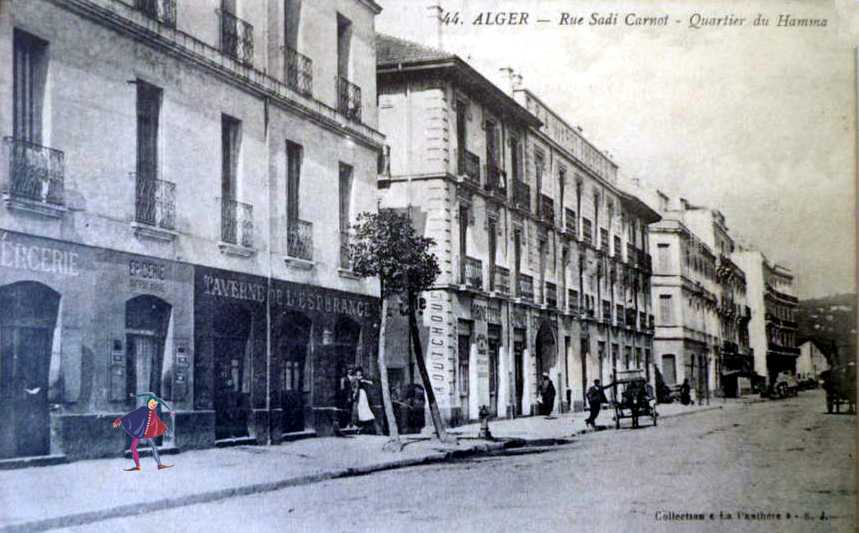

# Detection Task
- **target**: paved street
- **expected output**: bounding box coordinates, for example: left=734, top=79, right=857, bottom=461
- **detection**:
left=60, top=391, right=855, bottom=533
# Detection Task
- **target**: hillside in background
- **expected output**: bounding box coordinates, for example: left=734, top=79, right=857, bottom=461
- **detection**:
left=797, top=293, right=857, bottom=367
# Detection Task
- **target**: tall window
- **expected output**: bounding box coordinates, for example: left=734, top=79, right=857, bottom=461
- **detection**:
left=662, top=354, right=677, bottom=384
left=485, top=120, right=498, bottom=167
left=510, top=136, right=522, bottom=183
left=658, top=243, right=670, bottom=272
left=13, top=30, right=48, bottom=144
left=284, top=0, right=300, bottom=49
left=221, top=115, right=241, bottom=199
left=458, top=321, right=471, bottom=399
left=513, top=229, right=522, bottom=294
left=286, top=141, right=302, bottom=224
left=659, top=294, right=673, bottom=324
left=339, top=163, right=353, bottom=267
left=136, top=81, right=162, bottom=182
left=459, top=204, right=469, bottom=284
left=336, top=13, right=352, bottom=79
left=538, top=239, right=547, bottom=303
left=488, top=218, right=497, bottom=290
left=456, top=100, right=468, bottom=174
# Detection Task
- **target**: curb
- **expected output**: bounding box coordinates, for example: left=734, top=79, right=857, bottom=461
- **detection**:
left=658, top=405, right=723, bottom=420
left=0, top=441, right=511, bottom=533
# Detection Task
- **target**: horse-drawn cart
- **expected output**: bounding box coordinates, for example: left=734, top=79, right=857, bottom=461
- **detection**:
left=611, top=370, right=658, bottom=429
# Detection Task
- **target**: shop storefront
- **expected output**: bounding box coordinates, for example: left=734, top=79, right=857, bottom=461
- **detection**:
left=0, top=230, right=195, bottom=461
left=194, top=266, right=380, bottom=444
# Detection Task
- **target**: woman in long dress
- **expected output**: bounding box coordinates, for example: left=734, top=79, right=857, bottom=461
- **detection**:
left=353, top=367, right=380, bottom=434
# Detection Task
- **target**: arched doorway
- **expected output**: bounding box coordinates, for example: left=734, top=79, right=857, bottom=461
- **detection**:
left=212, top=304, right=252, bottom=440
left=535, top=322, right=556, bottom=381
left=0, top=282, right=60, bottom=458
left=125, top=295, right=171, bottom=402
left=278, top=312, right=312, bottom=434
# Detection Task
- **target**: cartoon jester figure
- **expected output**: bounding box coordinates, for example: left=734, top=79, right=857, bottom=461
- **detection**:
left=112, top=392, right=174, bottom=471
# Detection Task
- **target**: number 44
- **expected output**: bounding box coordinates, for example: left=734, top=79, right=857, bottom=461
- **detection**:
left=441, top=11, right=461, bottom=25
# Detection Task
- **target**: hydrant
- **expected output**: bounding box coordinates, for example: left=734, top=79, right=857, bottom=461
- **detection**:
left=478, top=405, right=493, bottom=440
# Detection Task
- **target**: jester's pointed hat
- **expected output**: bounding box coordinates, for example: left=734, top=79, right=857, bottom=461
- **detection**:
left=136, top=392, right=174, bottom=412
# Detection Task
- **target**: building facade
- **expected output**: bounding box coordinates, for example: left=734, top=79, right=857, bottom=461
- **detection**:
left=376, top=34, right=659, bottom=425
left=649, top=196, right=722, bottom=403
left=682, top=204, right=752, bottom=397
left=797, top=340, right=830, bottom=384
left=0, top=0, right=383, bottom=462
left=733, top=250, right=799, bottom=388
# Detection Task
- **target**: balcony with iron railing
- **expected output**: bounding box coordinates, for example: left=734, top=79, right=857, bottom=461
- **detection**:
left=491, top=265, right=510, bottom=295
left=545, top=282, right=558, bottom=309
left=517, top=273, right=534, bottom=302
left=564, top=208, right=576, bottom=236
left=484, top=162, right=506, bottom=197
left=602, top=301, right=612, bottom=322
left=219, top=9, right=254, bottom=65
left=285, top=219, right=313, bottom=261
left=3, top=137, right=65, bottom=209
left=616, top=305, right=625, bottom=327
left=539, top=194, right=555, bottom=225
left=513, top=180, right=530, bottom=212
left=599, top=231, right=609, bottom=255
left=463, top=256, right=483, bottom=290
left=627, top=243, right=636, bottom=266
left=639, top=311, right=647, bottom=331
left=135, top=0, right=176, bottom=27
left=459, top=150, right=480, bottom=187
left=336, top=75, right=362, bottom=122
left=220, top=197, right=253, bottom=248
left=626, top=309, right=637, bottom=329
left=283, top=46, right=313, bottom=97
left=133, top=173, right=176, bottom=231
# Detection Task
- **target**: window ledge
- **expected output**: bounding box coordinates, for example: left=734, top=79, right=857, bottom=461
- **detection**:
left=338, top=268, right=360, bottom=280
left=3, top=195, right=66, bottom=218
left=284, top=256, right=315, bottom=270
left=218, top=242, right=256, bottom=257
left=132, top=222, right=177, bottom=242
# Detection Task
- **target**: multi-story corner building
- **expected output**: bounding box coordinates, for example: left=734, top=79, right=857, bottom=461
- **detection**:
left=733, top=250, right=799, bottom=387
left=649, top=196, right=722, bottom=403
left=376, top=34, right=659, bottom=424
left=0, top=0, right=383, bottom=463
left=682, top=205, right=752, bottom=397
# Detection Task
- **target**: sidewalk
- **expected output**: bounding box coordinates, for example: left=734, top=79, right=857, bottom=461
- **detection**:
left=443, top=397, right=736, bottom=441
left=0, top=398, right=747, bottom=532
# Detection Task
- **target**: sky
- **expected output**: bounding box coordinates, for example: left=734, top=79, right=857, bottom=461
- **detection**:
left=377, top=0, right=858, bottom=299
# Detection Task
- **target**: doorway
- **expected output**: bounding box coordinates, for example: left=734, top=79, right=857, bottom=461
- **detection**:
left=213, top=305, right=251, bottom=441
left=513, top=328, right=525, bottom=416
left=279, top=312, right=312, bottom=434
left=487, top=324, right=501, bottom=417
left=0, top=282, right=59, bottom=458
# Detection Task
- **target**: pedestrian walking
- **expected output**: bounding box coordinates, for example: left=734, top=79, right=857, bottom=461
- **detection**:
left=680, top=378, right=692, bottom=406
left=585, top=379, right=610, bottom=429
left=538, top=372, right=556, bottom=417
left=339, top=367, right=356, bottom=429
left=112, top=392, right=174, bottom=472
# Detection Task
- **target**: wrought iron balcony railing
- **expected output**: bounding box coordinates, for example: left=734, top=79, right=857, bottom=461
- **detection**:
left=484, top=162, right=506, bottom=196
left=219, top=10, right=254, bottom=65
left=135, top=0, right=176, bottom=27
left=517, top=273, right=534, bottom=302
left=616, top=305, right=625, bottom=326
left=545, top=282, right=558, bottom=309
left=283, top=46, right=313, bottom=97
left=463, top=256, right=483, bottom=290
left=627, top=243, right=636, bottom=266
left=513, top=180, right=530, bottom=212
left=459, top=150, right=480, bottom=186
left=540, top=194, right=555, bottom=224
left=564, top=208, right=576, bottom=236
left=286, top=218, right=313, bottom=261
left=626, top=309, right=638, bottom=328
left=336, top=75, right=362, bottom=122
left=491, top=265, right=510, bottom=295
left=639, top=311, right=647, bottom=330
left=134, top=173, right=176, bottom=230
left=3, top=137, right=65, bottom=206
left=221, top=197, right=253, bottom=247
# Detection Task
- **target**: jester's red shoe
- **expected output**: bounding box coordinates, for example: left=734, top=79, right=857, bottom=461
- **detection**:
left=124, top=465, right=141, bottom=472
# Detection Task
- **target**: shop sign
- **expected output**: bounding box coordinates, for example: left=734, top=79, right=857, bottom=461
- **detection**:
left=129, top=259, right=167, bottom=293
left=472, top=300, right=502, bottom=324
left=0, top=231, right=80, bottom=277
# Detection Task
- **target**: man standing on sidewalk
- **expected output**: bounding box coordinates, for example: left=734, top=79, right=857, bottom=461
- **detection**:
left=538, top=373, right=556, bottom=417
left=585, top=379, right=610, bottom=429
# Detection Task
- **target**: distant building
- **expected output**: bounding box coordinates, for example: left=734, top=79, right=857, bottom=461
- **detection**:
left=733, top=250, right=799, bottom=387
left=797, top=340, right=830, bottom=383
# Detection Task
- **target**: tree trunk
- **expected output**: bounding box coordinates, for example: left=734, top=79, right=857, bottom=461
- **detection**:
left=408, top=290, right=450, bottom=442
left=377, top=295, right=401, bottom=445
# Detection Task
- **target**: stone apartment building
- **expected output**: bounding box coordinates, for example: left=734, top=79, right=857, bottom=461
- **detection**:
left=0, top=0, right=384, bottom=463
left=376, top=34, right=659, bottom=425
left=649, top=196, right=723, bottom=403
left=682, top=203, right=752, bottom=397
left=733, top=249, right=799, bottom=387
